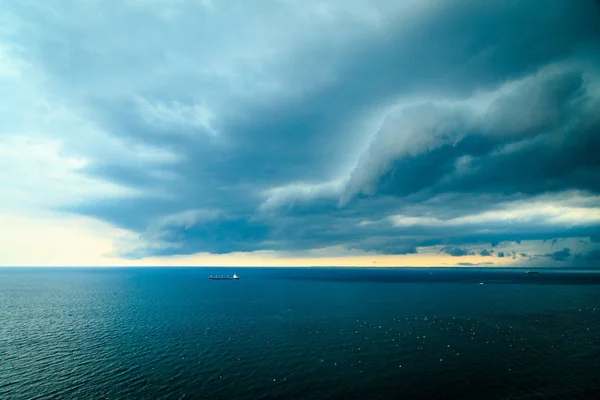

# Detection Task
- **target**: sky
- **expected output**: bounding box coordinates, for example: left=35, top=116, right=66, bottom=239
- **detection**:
left=1, top=0, right=599, bottom=267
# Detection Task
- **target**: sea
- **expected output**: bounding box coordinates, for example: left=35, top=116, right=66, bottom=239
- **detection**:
left=1, top=267, right=600, bottom=399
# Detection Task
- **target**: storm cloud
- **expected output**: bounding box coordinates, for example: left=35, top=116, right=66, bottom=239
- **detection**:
left=1, top=0, right=599, bottom=262
left=545, top=248, right=572, bottom=262
left=441, top=247, right=471, bottom=257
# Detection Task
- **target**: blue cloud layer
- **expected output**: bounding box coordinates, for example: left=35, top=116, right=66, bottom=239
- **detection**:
left=2, top=0, right=600, bottom=264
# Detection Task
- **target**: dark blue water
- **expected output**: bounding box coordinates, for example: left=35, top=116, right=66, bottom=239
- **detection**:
left=1, top=267, right=600, bottom=399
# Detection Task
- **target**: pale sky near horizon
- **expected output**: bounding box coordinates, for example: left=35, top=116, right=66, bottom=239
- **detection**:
left=1, top=0, right=599, bottom=267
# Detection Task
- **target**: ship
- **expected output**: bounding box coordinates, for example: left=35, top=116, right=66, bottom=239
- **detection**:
left=208, top=273, right=239, bottom=280
left=525, top=270, right=540, bottom=275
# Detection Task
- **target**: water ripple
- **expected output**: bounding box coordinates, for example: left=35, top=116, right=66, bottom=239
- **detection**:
left=1, top=268, right=600, bottom=399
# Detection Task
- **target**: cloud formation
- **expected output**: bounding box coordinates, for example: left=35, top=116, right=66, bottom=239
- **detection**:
left=1, top=0, right=599, bottom=265
left=545, top=248, right=572, bottom=262
left=441, top=247, right=471, bottom=257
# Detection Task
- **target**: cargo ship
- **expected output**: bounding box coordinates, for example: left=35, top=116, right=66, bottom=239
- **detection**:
left=208, top=273, right=239, bottom=280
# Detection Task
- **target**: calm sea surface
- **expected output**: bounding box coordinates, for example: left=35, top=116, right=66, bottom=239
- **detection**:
left=1, top=267, right=600, bottom=399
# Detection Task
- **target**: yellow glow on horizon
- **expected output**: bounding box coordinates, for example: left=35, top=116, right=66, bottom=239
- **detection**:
left=143, top=252, right=512, bottom=268
left=0, top=213, right=131, bottom=267
left=0, top=213, right=516, bottom=267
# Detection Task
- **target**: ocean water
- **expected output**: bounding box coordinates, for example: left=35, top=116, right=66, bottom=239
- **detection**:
left=1, top=267, right=600, bottom=399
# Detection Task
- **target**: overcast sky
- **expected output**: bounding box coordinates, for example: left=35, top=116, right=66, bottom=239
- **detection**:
left=1, top=0, right=599, bottom=267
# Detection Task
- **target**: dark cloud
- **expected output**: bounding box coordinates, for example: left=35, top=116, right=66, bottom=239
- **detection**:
left=497, top=252, right=505, bottom=258
left=343, top=68, right=600, bottom=204
left=545, top=248, right=572, bottom=262
left=480, top=249, right=491, bottom=257
left=4, top=0, right=600, bottom=259
left=441, top=247, right=471, bottom=257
